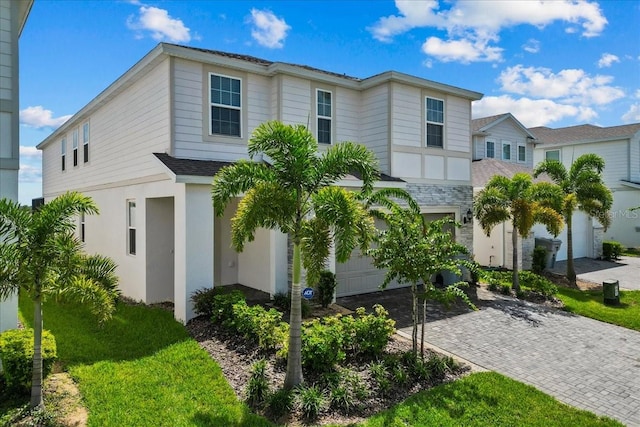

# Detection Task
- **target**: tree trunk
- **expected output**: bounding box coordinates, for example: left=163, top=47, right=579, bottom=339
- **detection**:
left=411, top=283, right=418, bottom=355
left=512, top=224, right=520, bottom=293
left=566, top=213, right=576, bottom=286
left=420, top=290, right=426, bottom=360
left=284, top=243, right=304, bottom=389
left=31, top=292, right=44, bottom=409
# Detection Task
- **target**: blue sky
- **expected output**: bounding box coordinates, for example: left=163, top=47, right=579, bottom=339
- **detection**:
left=17, top=0, right=640, bottom=204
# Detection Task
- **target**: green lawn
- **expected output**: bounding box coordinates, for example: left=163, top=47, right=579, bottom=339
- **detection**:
left=557, top=288, right=640, bottom=331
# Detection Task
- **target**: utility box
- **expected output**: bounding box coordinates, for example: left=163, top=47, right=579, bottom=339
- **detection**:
left=535, top=237, right=563, bottom=269
left=603, top=280, right=620, bottom=305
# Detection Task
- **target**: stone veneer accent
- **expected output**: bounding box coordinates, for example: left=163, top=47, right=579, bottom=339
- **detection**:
left=593, top=225, right=604, bottom=259
left=521, top=232, right=535, bottom=270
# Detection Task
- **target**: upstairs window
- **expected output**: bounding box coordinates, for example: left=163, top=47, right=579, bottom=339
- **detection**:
left=210, top=74, right=241, bottom=137
left=486, top=140, right=495, bottom=158
left=83, top=122, right=90, bottom=163
left=317, top=89, right=332, bottom=144
left=426, top=97, right=444, bottom=148
left=127, top=201, right=136, bottom=255
left=61, top=138, right=66, bottom=171
left=546, top=150, right=560, bottom=161
left=517, top=144, right=526, bottom=163
left=502, top=142, right=511, bottom=161
left=72, top=129, right=79, bottom=167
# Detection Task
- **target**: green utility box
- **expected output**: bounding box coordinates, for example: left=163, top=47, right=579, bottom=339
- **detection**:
left=603, top=279, right=620, bottom=305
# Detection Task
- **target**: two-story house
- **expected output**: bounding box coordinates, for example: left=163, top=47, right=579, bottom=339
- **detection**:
left=37, top=43, right=482, bottom=322
left=531, top=123, right=640, bottom=258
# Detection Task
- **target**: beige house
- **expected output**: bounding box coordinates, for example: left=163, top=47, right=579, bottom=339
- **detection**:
left=0, top=0, right=33, bottom=333
left=37, top=43, right=482, bottom=322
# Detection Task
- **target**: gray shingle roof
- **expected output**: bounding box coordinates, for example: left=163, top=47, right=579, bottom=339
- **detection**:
left=529, top=123, right=640, bottom=144
left=471, top=113, right=510, bottom=133
left=472, top=158, right=550, bottom=188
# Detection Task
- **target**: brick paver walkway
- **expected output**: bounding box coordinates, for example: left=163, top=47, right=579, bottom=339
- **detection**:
left=400, top=289, right=640, bottom=426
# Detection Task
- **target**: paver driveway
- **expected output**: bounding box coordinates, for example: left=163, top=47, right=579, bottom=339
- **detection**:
left=401, top=289, right=640, bottom=426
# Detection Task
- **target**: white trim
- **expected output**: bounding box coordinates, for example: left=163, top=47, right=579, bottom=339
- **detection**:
left=501, top=141, right=512, bottom=161
left=425, top=96, right=445, bottom=149
left=545, top=149, right=561, bottom=161
left=127, top=200, right=137, bottom=256
left=209, top=72, right=242, bottom=138
left=316, top=89, right=332, bottom=144
left=517, top=143, right=526, bottom=163
left=485, top=140, right=495, bottom=158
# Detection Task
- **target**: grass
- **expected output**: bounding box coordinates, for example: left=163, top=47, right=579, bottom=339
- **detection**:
left=621, top=247, right=640, bottom=257
left=556, top=287, right=640, bottom=332
left=7, top=293, right=273, bottom=427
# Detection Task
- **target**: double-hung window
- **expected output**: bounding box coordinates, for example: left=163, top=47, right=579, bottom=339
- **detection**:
left=502, top=142, right=511, bottom=161
left=83, top=122, right=90, bottom=163
left=486, top=141, right=495, bottom=158
left=72, top=129, right=79, bottom=166
left=426, top=97, right=444, bottom=148
left=517, top=144, right=526, bottom=163
left=317, top=89, right=332, bottom=144
left=61, top=138, right=66, bottom=171
left=545, top=150, right=560, bottom=161
left=127, top=201, right=136, bottom=255
left=210, top=74, right=241, bottom=137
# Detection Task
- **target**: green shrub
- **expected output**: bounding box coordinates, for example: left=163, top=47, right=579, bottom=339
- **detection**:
left=301, top=299, right=312, bottom=319
left=317, top=270, right=337, bottom=308
left=426, top=354, right=457, bottom=381
left=212, top=290, right=245, bottom=324
left=301, top=316, right=345, bottom=373
left=532, top=246, right=547, bottom=273
left=500, top=284, right=512, bottom=295
left=245, top=359, right=269, bottom=407
left=231, top=301, right=287, bottom=350
left=519, top=271, right=558, bottom=297
left=401, top=351, right=431, bottom=382
left=272, top=292, right=290, bottom=311
left=267, top=388, right=294, bottom=418
left=295, top=384, right=326, bottom=421
left=191, top=286, right=223, bottom=318
left=369, top=361, right=391, bottom=395
left=0, top=329, right=57, bottom=392
left=603, top=241, right=624, bottom=261
left=487, top=281, right=499, bottom=292
left=341, top=305, right=395, bottom=358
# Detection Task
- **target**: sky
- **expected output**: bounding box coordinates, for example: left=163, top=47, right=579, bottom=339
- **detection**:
left=16, top=0, right=640, bottom=204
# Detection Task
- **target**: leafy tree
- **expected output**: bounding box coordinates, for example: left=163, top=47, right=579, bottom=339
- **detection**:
left=534, top=154, right=613, bottom=286
left=368, top=200, right=476, bottom=358
left=0, top=192, right=119, bottom=408
left=474, top=173, right=563, bottom=292
left=211, top=121, right=378, bottom=388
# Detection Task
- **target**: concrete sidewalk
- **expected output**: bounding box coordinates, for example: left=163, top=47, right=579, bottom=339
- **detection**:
left=550, top=256, right=640, bottom=290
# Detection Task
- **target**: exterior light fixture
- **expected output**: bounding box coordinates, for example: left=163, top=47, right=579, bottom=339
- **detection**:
left=463, top=208, right=473, bottom=224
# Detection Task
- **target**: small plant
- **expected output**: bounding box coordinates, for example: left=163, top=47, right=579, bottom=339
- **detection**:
left=516, top=289, right=527, bottom=299
left=603, top=241, right=624, bottom=261
left=369, top=361, right=391, bottom=395
left=317, top=270, right=337, bottom=308
left=301, top=298, right=312, bottom=318
left=500, top=284, right=512, bottom=295
left=0, top=328, right=57, bottom=392
left=301, top=316, right=345, bottom=373
left=272, top=292, right=290, bottom=311
left=328, top=384, right=352, bottom=412
left=487, top=280, right=500, bottom=292
left=427, top=354, right=457, bottom=381
left=342, top=305, right=395, bottom=358
left=231, top=301, right=287, bottom=350
left=519, top=271, right=558, bottom=297
left=295, top=384, right=327, bottom=421
left=267, top=388, right=294, bottom=418
left=212, top=290, right=246, bottom=324
left=245, top=359, right=270, bottom=407
left=191, top=286, right=222, bottom=317
left=532, top=246, right=547, bottom=273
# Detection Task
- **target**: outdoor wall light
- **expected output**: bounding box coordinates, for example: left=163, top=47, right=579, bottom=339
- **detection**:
left=463, top=209, right=473, bottom=224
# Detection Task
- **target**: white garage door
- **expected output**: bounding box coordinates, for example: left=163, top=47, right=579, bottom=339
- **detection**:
left=553, top=212, right=591, bottom=261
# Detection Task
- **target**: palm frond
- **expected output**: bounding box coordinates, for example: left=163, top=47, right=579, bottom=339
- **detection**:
left=316, top=142, right=380, bottom=194
left=211, top=161, right=275, bottom=216
left=533, top=160, right=568, bottom=184
left=59, top=275, right=116, bottom=323
left=81, top=254, right=120, bottom=299
left=300, top=218, right=331, bottom=286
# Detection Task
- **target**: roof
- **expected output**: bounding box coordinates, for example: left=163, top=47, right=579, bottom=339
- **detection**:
left=472, top=113, right=536, bottom=139
left=472, top=158, right=550, bottom=188
left=154, top=153, right=404, bottom=183
left=529, top=123, right=640, bottom=145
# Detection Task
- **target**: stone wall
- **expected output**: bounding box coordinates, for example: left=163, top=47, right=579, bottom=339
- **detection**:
left=521, top=232, right=535, bottom=270
left=593, top=225, right=605, bottom=259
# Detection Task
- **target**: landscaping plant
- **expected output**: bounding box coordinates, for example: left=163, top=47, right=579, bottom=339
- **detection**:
left=0, top=329, right=56, bottom=393
left=317, top=270, right=337, bottom=308
left=602, top=241, right=624, bottom=261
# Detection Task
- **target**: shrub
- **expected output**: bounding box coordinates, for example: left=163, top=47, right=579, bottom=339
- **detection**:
left=426, top=354, right=457, bottom=381
left=342, top=305, right=395, bottom=358
left=267, top=388, right=294, bottom=418
left=603, top=241, right=624, bottom=261
left=401, top=350, right=431, bottom=382
left=231, top=301, right=287, bottom=350
left=532, top=246, right=547, bottom=273
left=519, top=271, right=558, bottom=297
left=369, top=361, right=391, bottom=395
left=295, top=384, right=327, bottom=421
left=272, top=292, right=290, bottom=311
left=500, top=284, right=512, bottom=295
left=0, top=329, right=57, bottom=392
left=301, top=299, right=312, bottom=319
left=191, top=286, right=223, bottom=318
left=301, top=316, right=345, bottom=373
left=212, top=290, right=245, bottom=324
left=317, top=270, right=337, bottom=308
left=245, top=359, right=269, bottom=407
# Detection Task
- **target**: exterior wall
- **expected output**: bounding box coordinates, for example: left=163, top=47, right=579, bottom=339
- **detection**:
left=532, top=211, right=593, bottom=262
left=473, top=220, right=505, bottom=267
left=474, top=120, right=534, bottom=167
left=604, top=189, right=640, bottom=248
left=42, top=58, right=172, bottom=197
left=630, top=132, right=640, bottom=182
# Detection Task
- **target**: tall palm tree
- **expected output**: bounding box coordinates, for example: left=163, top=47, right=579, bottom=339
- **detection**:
left=534, top=154, right=612, bottom=286
left=474, top=173, right=564, bottom=292
left=212, top=121, right=378, bottom=389
left=0, top=192, right=119, bottom=408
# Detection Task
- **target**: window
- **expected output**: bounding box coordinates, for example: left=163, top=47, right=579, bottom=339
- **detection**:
left=317, top=89, right=332, bottom=144
left=83, top=122, right=89, bottom=163
left=72, top=129, right=79, bottom=166
left=517, top=144, right=526, bottom=163
left=61, top=138, right=66, bottom=171
left=210, top=74, right=241, bottom=137
left=80, top=212, right=85, bottom=242
left=127, top=201, right=136, bottom=255
left=502, top=142, right=511, bottom=161
left=426, top=97, right=444, bottom=148
left=486, top=141, right=495, bottom=158
left=545, top=150, right=560, bottom=161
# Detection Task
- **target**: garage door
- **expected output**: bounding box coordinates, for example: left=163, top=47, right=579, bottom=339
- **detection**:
left=553, top=212, right=591, bottom=261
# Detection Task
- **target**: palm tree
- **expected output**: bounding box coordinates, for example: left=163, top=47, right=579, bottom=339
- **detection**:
left=474, top=173, right=564, bottom=292
left=534, top=154, right=613, bottom=286
left=211, top=121, right=378, bottom=389
left=0, top=192, right=119, bottom=408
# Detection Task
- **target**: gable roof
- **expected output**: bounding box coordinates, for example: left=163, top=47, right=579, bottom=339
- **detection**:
left=472, top=113, right=536, bottom=139
left=529, top=123, right=640, bottom=145
left=472, top=158, right=549, bottom=188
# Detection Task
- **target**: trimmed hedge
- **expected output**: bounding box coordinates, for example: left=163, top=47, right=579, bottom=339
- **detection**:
left=603, top=241, right=624, bottom=261
left=0, top=328, right=57, bottom=392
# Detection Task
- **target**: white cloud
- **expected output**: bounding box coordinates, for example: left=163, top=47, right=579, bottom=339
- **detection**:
left=522, top=38, right=540, bottom=54
left=20, top=145, right=41, bottom=159
left=370, top=0, right=607, bottom=63
left=635, top=90, right=640, bottom=99
left=498, top=65, right=625, bottom=106
left=422, top=36, right=503, bottom=63
left=248, top=9, right=290, bottom=49
left=622, top=104, right=640, bottom=123
left=597, top=53, right=620, bottom=68
left=127, top=6, right=191, bottom=42
left=20, top=106, right=71, bottom=129
left=473, top=95, right=597, bottom=128
left=18, top=146, right=42, bottom=185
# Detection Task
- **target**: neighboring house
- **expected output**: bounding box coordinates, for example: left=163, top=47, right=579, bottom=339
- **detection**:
left=531, top=123, right=640, bottom=257
left=471, top=114, right=538, bottom=269
left=0, top=0, right=33, bottom=333
left=37, top=43, right=482, bottom=322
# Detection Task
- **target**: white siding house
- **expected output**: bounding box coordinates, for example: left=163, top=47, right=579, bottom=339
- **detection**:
left=38, top=43, right=482, bottom=322
left=0, top=0, right=33, bottom=333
